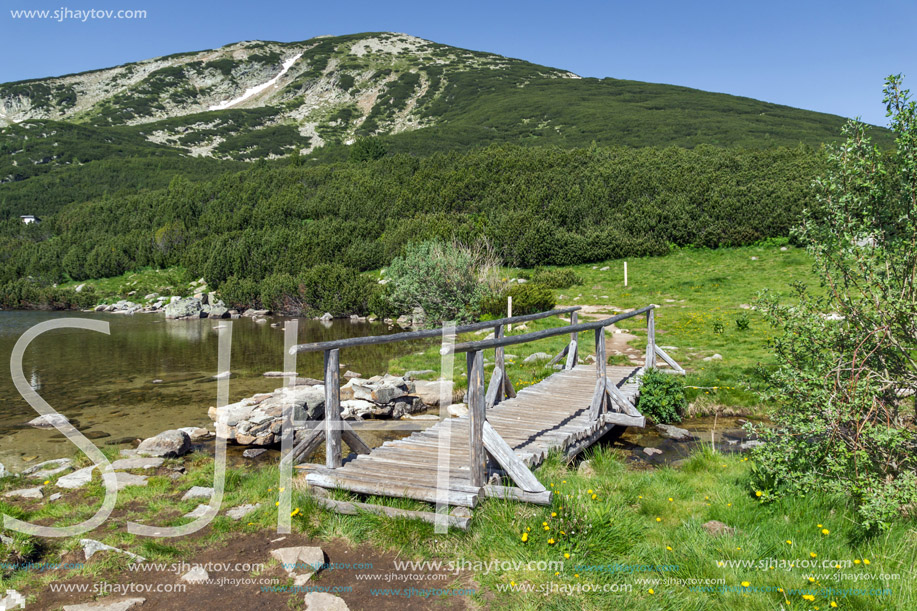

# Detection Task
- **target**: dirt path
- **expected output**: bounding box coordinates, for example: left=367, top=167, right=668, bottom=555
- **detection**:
left=31, top=532, right=471, bottom=611
left=563, top=304, right=644, bottom=365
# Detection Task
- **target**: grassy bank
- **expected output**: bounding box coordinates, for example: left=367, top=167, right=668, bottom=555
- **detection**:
left=388, top=240, right=820, bottom=415
left=1, top=445, right=912, bottom=610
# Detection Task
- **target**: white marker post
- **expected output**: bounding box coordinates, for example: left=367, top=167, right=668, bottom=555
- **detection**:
left=624, top=261, right=628, bottom=287
left=507, top=296, right=513, bottom=332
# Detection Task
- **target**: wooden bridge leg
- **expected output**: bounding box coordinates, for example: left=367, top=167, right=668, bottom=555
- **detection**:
left=324, top=348, right=342, bottom=469
left=482, top=422, right=547, bottom=494
left=467, top=350, right=486, bottom=487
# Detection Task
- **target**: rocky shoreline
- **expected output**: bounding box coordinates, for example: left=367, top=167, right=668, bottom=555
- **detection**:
left=210, top=373, right=460, bottom=446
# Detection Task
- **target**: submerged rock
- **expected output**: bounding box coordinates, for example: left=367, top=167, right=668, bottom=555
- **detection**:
left=654, top=424, right=693, bottom=441
left=27, top=413, right=70, bottom=429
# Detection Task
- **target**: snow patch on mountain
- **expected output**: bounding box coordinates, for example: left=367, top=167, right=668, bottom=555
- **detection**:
left=209, top=53, right=303, bottom=111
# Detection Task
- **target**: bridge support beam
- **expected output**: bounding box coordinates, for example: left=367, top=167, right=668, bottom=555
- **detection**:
left=467, top=349, right=487, bottom=487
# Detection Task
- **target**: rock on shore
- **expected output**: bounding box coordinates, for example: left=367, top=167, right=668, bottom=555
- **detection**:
left=209, top=374, right=434, bottom=446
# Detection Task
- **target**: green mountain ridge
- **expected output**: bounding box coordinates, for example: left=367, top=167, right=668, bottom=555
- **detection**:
left=1, top=32, right=888, bottom=164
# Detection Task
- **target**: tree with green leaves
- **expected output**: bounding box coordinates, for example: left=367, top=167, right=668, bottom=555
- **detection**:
left=751, top=76, right=917, bottom=533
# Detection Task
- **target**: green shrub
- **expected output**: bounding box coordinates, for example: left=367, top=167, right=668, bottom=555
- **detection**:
left=481, top=283, right=556, bottom=317
left=298, top=264, right=373, bottom=316
left=637, top=368, right=687, bottom=424
left=367, top=283, right=397, bottom=319
left=349, top=136, right=387, bottom=162
left=735, top=312, right=750, bottom=331
left=219, top=276, right=261, bottom=309
left=386, top=239, right=504, bottom=323
left=530, top=268, right=583, bottom=289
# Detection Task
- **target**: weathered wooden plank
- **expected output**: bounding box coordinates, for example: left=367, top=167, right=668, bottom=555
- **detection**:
left=341, top=425, right=371, bottom=455
left=655, top=345, right=685, bottom=374
left=566, top=311, right=579, bottom=370
left=485, top=366, right=503, bottom=409
left=306, top=472, right=479, bottom=507
left=307, top=465, right=481, bottom=495
left=312, top=496, right=471, bottom=530
left=494, top=324, right=506, bottom=405
left=595, top=328, right=607, bottom=380
left=482, top=422, right=546, bottom=493
left=283, top=425, right=325, bottom=466
left=587, top=377, right=606, bottom=421
left=467, top=350, right=486, bottom=487
left=565, top=339, right=578, bottom=371
left=548, top=343, right=569, bottom=367
left=605, top=378, right=640, bottom=416
left=645, top=308, right=656, bottom=370
left=484, top=485, right=552, bottom=505
left=603, top=412, right=646, bottom=428
left=324, top=348, right=342, bottom=469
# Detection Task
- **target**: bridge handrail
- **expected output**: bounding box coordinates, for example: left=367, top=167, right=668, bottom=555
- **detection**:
left=448, top=305, right=655, bottom=354
left=289, top=306, right=582, bottom=354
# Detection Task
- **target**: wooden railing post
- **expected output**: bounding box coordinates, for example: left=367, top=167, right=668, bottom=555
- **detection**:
left=594, top=327, right=607, bottom=380
left=324, top=348, right=342, bottom=468
left=645, top=308, right=656, bottom=371
left=589, top=328, right=608, bottom=420
left=494, top=324, right=505, bottom=404
left=467, top=349, right=486, bottom=487
left=565, top=311, right=579, bottom=370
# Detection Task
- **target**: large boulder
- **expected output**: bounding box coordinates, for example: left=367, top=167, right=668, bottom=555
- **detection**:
left=136, top=429, right=192, bottom=457
left=164, top=297, right=203, bottom=319
left=412, top=380, right=454, bottom=407
left=206, top=305, right=230, bottom=319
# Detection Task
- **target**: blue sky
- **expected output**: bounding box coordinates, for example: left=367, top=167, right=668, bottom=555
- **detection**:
left=2, top=0, right=915, bottom=126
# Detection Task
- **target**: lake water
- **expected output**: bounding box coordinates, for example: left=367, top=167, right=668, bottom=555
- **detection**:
left=0, top=311, right=424, bottom=471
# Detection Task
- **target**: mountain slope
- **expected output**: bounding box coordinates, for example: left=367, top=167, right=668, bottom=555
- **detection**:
left=0, top=31, right=888, bottom=166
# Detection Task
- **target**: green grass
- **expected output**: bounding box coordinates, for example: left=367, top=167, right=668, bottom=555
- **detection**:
left=57, top=267, right=194, bottom=304
left=386, top=241, right=819, bottom=415
left=3, top=446, right=913, bottom=610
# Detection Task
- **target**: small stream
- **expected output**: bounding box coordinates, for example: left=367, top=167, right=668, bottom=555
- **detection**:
left=607, top=416, right=761, bottom=466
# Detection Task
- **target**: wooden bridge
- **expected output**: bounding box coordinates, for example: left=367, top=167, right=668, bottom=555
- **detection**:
left=286, top=305, right=683, bottom=527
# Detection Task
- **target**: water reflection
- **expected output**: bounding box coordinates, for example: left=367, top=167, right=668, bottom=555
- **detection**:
left=0, top=311, right=428, bottom=471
